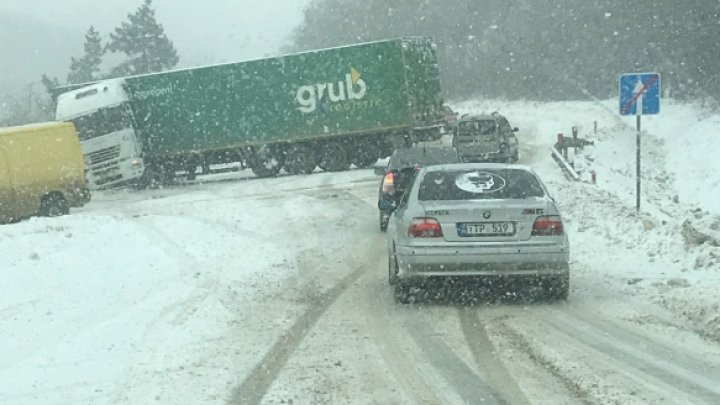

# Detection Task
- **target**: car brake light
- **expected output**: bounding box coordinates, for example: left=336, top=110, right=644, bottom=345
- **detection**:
left=382, top=172, right=395, bottom=194
left=408, top=218, right=443, bottom=238
left=531, top=216, right=564, bottom=236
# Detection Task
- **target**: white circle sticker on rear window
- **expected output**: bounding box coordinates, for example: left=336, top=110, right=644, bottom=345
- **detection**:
left=455, top=171, right=506, bottom=194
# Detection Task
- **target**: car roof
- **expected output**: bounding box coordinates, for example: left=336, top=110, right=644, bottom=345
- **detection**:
left=391, top=147, right=459, bottom=163
left=458, top=113, right=507, bottom=122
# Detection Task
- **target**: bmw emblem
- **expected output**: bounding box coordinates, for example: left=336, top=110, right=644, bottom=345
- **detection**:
left=483, top=211, right=491, bottom=219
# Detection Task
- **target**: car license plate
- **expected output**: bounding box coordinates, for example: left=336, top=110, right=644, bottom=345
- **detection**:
left=457, top=222, right=515, bottom=237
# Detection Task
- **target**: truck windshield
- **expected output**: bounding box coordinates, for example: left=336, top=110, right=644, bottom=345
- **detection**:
left=70, top=105, right=133, bottom=141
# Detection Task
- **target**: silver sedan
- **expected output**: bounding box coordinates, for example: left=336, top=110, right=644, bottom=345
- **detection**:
left=382, top=163, right=570, bottom=303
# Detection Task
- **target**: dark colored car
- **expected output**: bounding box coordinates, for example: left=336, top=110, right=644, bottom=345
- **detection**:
left=375, top=146, right=460, bottom=231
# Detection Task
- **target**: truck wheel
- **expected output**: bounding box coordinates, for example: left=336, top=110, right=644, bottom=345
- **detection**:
left=138, top=164, right=174, bottom=189
left=378, top=139, right=394, bottom=159
left=284, top=144, right=317, bottom=175
left=318, top=141, right=349, bottom=172
left=39, top=194, right=69, bottom=217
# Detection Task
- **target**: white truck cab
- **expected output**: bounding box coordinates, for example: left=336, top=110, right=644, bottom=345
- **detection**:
left=55, top=79, right=145, bottom=189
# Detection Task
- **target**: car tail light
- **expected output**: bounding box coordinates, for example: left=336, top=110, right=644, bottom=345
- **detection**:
left=408, top=218, right=443, bottom=238
left=531, top=216, right=564, bottom=236
left=382, top=172, right=395, bottom=194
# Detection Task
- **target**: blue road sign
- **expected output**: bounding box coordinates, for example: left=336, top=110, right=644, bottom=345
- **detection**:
left=619, top=73, right=661, bottom=115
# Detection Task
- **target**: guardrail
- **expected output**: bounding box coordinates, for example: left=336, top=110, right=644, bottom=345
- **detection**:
left=551, top=126, right=595, bottom=183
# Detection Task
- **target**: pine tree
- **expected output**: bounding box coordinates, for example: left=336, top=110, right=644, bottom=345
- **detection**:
left=107, top=0, right=179, bottom=76
left=66, top=26, right=104, bottom=84
left=40, top=74, right=61, bottom=94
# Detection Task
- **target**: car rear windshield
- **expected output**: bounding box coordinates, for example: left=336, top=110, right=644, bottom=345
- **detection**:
left=458, top=120, right=496, bottom=135
left=418, top=169, right=545, bottom=201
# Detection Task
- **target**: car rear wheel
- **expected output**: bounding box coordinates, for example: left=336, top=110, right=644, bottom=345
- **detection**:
left=544, top=274, right=569, bottom=301
left=387, top=253, right=398, bottom=285
left=39, top=194, right=69, bottom=217
left=393, top=283, right=412, bottom=304
left=379, top=210, right=390, bottom=232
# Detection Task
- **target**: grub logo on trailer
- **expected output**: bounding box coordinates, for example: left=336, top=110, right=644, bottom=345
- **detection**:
left=295, top=67, right=367, bottom=114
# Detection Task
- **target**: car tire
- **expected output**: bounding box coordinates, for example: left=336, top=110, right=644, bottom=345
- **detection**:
left=388, top=253, right=398, bottom=286
left=39, top=194, right=69, bottom=217
left=393, top=283, right=413, bottom=304
left=379, top=210, right=389, bottom=232
left=544, top=274, right=569, bottom=301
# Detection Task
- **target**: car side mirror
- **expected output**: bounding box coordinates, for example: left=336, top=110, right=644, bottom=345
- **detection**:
left=374, top=166, right=387, bottom=176
left=513, top=127, right=520, bottom=132
left=378, top=198, right=397, bottom=211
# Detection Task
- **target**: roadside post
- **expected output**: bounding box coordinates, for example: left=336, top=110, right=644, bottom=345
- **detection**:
left=619, top=72, right=661, bottom=214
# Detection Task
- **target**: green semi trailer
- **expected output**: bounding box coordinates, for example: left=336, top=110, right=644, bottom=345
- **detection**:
left=54, top=37, right=444, bottom=188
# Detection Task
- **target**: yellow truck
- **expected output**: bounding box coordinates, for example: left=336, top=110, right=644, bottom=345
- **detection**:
left=0, top=121, right=90, bottom=223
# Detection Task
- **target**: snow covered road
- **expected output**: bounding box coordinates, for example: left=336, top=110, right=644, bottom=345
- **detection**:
left=2, top=99, right=720, bottom=404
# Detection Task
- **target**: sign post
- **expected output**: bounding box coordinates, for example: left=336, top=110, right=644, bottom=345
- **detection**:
left=619, top=72, right=660, bottom=214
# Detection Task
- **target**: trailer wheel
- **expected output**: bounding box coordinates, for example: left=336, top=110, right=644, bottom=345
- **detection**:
left=318, top=141, right=349, bottom=172
left=138, top=163, right=175, bottom=189
left=249, top=145, right=283, bottom=178
left=284, top=144, right=317, bottom=175
left=351, top=142, right=380, bottom=168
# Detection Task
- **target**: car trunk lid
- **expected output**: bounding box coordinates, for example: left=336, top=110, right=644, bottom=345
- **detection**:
left=419, top=199, right=548, bottom=242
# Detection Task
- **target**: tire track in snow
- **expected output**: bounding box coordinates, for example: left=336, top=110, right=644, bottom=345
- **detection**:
left=494, top=322, right=596, bottom=405
left=556, top=304, right=720, bottom=382
left=228, top=237, right=383, bottom=405
left=534, top=306, right=720, bottom=403
left=400, top=309, right=509, bottom=405
left=361, top=266, right=447, bottom=405
left=458, top=308, right=530, bottom=405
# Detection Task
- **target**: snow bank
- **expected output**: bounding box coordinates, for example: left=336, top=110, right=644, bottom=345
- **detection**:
left=454, top=98, right=720, bottom=340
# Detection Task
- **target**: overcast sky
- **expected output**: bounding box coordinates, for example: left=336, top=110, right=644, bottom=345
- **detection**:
left=0, top=0, right=310, bottom=96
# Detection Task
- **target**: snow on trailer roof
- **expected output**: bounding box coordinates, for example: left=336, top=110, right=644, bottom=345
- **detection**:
left=0, top=121, right=71, bottom=136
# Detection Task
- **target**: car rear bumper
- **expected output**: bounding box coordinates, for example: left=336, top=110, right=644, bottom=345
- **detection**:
left=395, top=245, right=569, bottom=278
left=459, top=151, right=513, bottom=162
